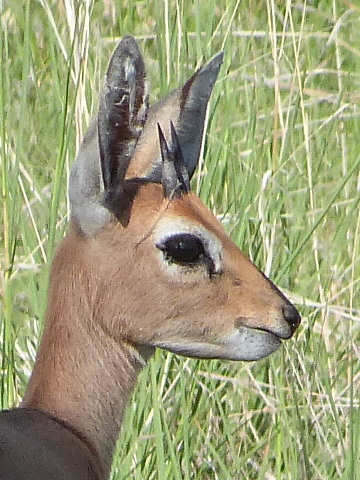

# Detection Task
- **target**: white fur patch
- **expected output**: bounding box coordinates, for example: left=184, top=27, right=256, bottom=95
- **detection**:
left=152, top=326, right=281, bottom=361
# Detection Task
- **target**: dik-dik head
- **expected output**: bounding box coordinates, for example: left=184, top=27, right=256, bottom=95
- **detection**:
left=66, top=36, right=300, bottom=362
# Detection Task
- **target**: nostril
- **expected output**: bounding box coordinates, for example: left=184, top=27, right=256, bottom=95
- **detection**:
left=282, top=303, right=301, bottom=332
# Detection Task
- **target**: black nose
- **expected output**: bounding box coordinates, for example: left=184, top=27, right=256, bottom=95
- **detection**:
left=282, top=303, right=301, bottom=333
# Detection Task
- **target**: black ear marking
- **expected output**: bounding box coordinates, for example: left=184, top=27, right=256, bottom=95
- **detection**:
left=158, top=123, right=189, bottom=199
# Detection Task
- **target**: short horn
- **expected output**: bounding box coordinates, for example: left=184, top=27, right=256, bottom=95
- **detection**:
left=158, top=124, right=182, bottom=199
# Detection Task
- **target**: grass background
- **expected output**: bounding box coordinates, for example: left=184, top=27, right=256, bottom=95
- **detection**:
left=1, top=0, right=359, bottom=479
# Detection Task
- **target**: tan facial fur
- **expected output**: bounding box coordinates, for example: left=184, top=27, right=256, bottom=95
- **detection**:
left=57, top=183, right=297, bottom=362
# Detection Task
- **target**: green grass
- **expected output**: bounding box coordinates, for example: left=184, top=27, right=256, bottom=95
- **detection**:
left=1, top=0, right=360, bottom=479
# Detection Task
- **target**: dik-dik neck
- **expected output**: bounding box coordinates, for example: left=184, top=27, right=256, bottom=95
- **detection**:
left=22, top=233, right=149, bottom=477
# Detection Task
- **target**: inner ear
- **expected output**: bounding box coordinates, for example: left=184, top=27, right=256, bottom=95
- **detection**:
left=98, top=36, right=148, bottom=192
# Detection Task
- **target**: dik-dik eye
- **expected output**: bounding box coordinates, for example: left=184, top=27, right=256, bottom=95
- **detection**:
left=157, top=234, right=206, bottom=265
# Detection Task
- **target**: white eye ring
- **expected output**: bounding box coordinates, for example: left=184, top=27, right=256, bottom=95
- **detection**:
left=154, top=217, right=223, bottom=275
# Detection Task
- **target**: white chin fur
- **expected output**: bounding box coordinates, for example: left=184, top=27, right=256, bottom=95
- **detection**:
left=153, top=326, right=282, bottom=362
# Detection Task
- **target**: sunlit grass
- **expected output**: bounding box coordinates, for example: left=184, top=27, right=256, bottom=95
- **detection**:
left=1, top=1, right=359, bottom=479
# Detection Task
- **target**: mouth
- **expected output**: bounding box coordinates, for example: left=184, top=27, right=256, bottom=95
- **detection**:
left=153, top=326, right=283, bottom=362
left=234, top=315, right=294, bottom=341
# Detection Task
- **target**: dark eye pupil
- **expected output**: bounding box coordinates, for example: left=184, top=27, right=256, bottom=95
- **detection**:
left=160, top=234, right=205, bottom=264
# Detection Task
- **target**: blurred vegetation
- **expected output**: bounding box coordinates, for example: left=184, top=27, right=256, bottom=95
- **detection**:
left=1, top=1, right=359, bottom=479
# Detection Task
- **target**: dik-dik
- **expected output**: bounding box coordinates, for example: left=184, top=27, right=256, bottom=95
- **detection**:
left=0, top=36, right=300, bottom=479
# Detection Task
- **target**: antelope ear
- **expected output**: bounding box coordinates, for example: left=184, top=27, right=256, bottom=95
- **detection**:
left=125, top=51, right=224, bottom=181
left=69, top=36, right=148, bottom=235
